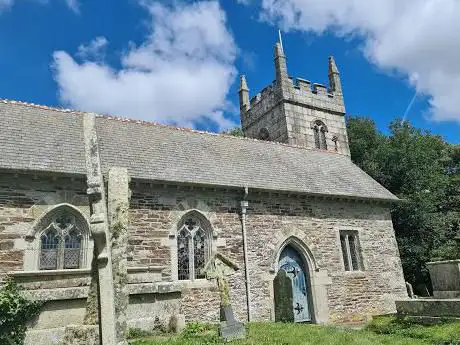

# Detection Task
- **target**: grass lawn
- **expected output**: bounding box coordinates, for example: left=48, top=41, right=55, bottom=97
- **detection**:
left=129, top=317, right=460, bottom=345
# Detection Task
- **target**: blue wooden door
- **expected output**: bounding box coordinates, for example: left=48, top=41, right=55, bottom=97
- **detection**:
left=278, top=246, right=311, bottom=322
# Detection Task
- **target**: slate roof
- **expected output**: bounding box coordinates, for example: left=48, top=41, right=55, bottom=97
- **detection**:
left=0, top=100, right=398, bottom=201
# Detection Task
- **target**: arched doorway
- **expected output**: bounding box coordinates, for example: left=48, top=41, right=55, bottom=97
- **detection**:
left=275, top=245, right=312, bottom=322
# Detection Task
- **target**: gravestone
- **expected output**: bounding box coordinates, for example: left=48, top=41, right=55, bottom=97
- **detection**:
left=406, top=281, right=415, bottom=299
left=204, top=253, right=245, bottom=341
left=274, top=269, right=294, bottom=322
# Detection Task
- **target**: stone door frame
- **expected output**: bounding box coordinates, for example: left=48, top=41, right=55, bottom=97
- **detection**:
left=269, top=236, right=331, bottom=324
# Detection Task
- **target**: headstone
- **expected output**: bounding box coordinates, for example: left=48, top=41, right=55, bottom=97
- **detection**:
left=427, top=260, right=460, bottom=298
left=168, top=314, right=186, bottom=334
left=274, top=269, right=294, bottom=322
left=406, top=281, right=415, bottom=299
left=204, top=253, right=246, bottom=341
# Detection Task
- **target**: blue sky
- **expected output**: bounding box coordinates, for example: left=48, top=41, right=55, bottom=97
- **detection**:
left=0, top=0, right=459, bottom=144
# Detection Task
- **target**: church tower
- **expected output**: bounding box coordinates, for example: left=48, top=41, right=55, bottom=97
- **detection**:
left=239, top=43, right=350, bottom=156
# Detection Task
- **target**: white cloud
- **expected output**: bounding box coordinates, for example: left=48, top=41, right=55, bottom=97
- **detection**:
left=260, top=0, right=460, bottom=123
left=77, top=36, right=108, bottom=60
left=52, top=1, right=237, bottom=130
left=0, top=0, right=80, bottom=13
left=0, top=0, right=13, bottom=11
left=65, top=0, right=79, bottom=14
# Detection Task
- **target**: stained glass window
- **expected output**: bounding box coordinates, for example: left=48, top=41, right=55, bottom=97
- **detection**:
left=64, top=230, right=82, bottom=269
left=177, top=215, right=210, bottom=280
left=193, top=228, right=206, bottom=279
left=177, top=228, right=190, bottom=280
left=39, top=212, right=83, bottom=270
left=40, top=230, right=59, bottom=270
left=339, top=230, right=363, bottom=271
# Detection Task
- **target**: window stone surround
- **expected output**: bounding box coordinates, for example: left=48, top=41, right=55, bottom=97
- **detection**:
left=22, top=203, right=94, bottom=271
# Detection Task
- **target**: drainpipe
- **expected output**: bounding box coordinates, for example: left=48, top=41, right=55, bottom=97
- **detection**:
left=241, top=186, right=252, bottom=321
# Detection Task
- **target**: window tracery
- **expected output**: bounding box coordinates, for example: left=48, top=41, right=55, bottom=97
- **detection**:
left=39, top=212, right=83, bottom=270
left=312, top=120, right=328, bottom=150
left=177, top=215, right=210, bottom=280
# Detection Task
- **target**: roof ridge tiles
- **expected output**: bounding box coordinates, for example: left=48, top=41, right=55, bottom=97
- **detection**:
left=0, top=98, right=343, bottom=156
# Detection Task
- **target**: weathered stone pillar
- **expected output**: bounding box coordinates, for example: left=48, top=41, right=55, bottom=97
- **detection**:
left=83, top=113, right=117, bottom=345
left=108, top=167, right=130, bottom=345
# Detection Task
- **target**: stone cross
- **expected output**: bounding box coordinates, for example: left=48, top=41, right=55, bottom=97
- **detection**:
left=108, top=167, right=130, bottom=345
left=204, top=253, right=245, bottom=340
left=83, top=113, right=117, bottom=345
left=204, top=253, right=238, bottom=307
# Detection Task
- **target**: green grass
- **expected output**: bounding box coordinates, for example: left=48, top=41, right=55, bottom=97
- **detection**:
left=128, top=320, right=460, bottom=345
left=367, top=315, right=460, bottom=345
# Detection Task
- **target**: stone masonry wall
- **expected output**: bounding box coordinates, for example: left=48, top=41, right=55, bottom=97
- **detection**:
left=244, top=101, right=288, bottom=143
left=128, top=184, right=406, bottom=325
left=128, top=183, right=248, bottom=322
left=284, top=102, right=350, bottom=155
left=0, top=172, right=89, bottom=278
left=0, top=173, right=407, bottom=326
left=244, top=194, right=407, bottom=324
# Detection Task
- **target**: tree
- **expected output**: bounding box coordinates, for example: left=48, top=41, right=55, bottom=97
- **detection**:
left=347, top=117, right=459, bottom=294
left=347, top=117, right=387, bottom=182
left=0, top=279, right=42, bottom=345
left=222, top=127, right=244, bottom=137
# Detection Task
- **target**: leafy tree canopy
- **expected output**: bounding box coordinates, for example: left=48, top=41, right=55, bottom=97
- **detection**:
left=347, top=117, right=460, bottom=293
left=222, top=127, right=244, bottom=137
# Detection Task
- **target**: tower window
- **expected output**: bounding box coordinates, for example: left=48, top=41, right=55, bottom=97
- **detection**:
left=259, top=128, right=270, bottom=141
left=312, top=120, right=328, bottom=150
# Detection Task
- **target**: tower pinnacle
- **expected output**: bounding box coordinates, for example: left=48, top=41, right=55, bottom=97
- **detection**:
left=328, top=56, right=342, bottom=95
left=328, top=56, right=340, bottom=75
left=274, top=42, right=284, bottom=58
left=274, top=42, right=289, bottom=92
left=239, top=75, right=250, bottom=112
left=239, top=75, right=249, bottom=92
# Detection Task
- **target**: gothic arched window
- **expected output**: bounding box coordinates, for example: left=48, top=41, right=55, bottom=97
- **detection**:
left=39, top=211, right=84, bottom=270
left=312, top=120, right=328, bottom=150
left=259, top=128, right=270, bottom=141
left=177, top=215, right=211, bottom=280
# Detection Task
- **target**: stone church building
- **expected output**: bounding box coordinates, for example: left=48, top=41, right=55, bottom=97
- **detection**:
left=0, top=43, right=407, bottom=343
